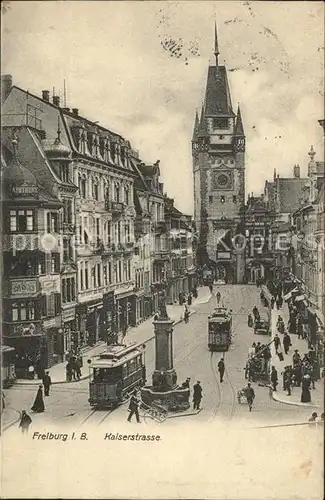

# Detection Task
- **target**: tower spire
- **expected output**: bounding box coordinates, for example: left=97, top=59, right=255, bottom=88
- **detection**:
left=234, top=105, right=244, bottom=136
left=55, top=116, right=62, bottom=144
left=192, top=109, right=200, bottom=141
left=214, top=22, right=219, bottom=66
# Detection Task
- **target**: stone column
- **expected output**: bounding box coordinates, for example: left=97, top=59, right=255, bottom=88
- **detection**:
left=152, top=319, right=177, bottom=389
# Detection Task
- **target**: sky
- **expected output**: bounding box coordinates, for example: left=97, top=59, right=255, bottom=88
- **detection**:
left=2, top=1, right=324, bottom=214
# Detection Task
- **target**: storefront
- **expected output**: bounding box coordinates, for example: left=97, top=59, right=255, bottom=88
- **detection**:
left=76, top=299, right=103, bottom=347
left=115, top=288, right=136, bottom=333
left=61, top=305, right=76, bottom=357
left=102, top=291, right=115, bottom=344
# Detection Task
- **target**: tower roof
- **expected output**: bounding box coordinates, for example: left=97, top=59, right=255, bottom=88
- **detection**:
left=3, top=136, right=38, bottom=188
left=192, top=110, right=200, bottom=141
left=204, top=66, right=235, bottom=117
left=214, top=23, right=219, bottom=62
left=44, top=117, right=71, bottom=158
left=234, top=106, right=244, bottom=135
left=197, top=106, right=209, bottom=138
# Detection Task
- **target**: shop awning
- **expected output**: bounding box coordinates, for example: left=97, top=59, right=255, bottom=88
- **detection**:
left=1, top=345, right=15, bottom=353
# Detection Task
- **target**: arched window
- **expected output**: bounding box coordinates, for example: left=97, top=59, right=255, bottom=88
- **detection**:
left=79, top=174, right=87, bottom=198
left=115, top=183, right=120, bottom=202
left=124, top=186, right=129, bottom=205
left=92, top=177, right=99, bottom=201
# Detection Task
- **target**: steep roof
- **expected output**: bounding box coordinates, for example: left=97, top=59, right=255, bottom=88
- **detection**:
left=204, top=66, right=235, bottom=117
left=277, top=178, right=308, bottom=214
left=192, top=110, right=200, bottom=141
left=234, top=106, right=244, bottom=136
left=197, top=106, right=209, bottom=138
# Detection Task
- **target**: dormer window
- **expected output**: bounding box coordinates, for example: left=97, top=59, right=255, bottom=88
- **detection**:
left=87, top=133, right=93, bottom=155
left=111, top=142, right=116, bottom=162
left=99, top=139, right=105, bottom=159
left=59, top=163, right=69, bottom=183
left=120, top=147, right=126, bottom=166
left=78, top=174, right=87, bottom=198
left=124, top=186, right=130, bottom=205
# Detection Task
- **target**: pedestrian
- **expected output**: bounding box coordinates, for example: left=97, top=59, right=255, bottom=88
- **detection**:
left=31, top=385, right=45, bottom=413
left=182, top=377, right=191, bottom=389
left=284, top=372, right=292, bottom=396
left=293, top=363, right=302, bottom=387
left=252, top=306, right=259, bottom=320
left=75, top=358, right=82, bottom=380
left=248, top=313, right=253, bottom=328
left=209, top=284, right=213, bottom=294
left=2, top=391, right=5, bottom=411
left=193, top=381, right=203, bottom=410
left=179, top=292, right=183, bottom=305
left=42, top=371, right=52, bottom=396
left=184, top=309, right=189, bottom=324
left=301, top=375, right=311, bottom=403
left=187, top=293, right=192, bottom=306
left=28, top=364, right=35, bottom=380
left=270, top=366, right=278, bottom=391
left=270, top=296, right=275, bottom=309
left=216, top=291, right=221, bottom=304
left=283, top=332, right=291, bottom=355
left=19, top=410, right=32, bottom=434
left=308, top=412, right=318, bottom=422
left=217, top=358, right=225, bottom=383
left=292, top=349, right=301, bottom=365
left=274, top=334, right=281, bottom=353
left=66, top=362, right=72, bottom=382
left=245, top=383, right=255, bottom=411
left=127, top=390, right=140, bottom=423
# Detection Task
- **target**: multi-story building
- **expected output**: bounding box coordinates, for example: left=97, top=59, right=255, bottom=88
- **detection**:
left=2, top=76, right=79, bottom=369
left=60, top=106, right=137, bottom=342
left=164, top=197, right=195, bottom=304
left=2, top=134, right=62, bottom=376
left=264, top=165, right=308, bottom=223
left=192, top=27, right=246, bottom=284
left=243, top=195, right=275, bottom=283
left=132, top=158, right=165, bottom=323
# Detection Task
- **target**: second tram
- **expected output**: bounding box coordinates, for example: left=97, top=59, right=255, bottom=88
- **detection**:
left=208, top=307, right=232, bottom=352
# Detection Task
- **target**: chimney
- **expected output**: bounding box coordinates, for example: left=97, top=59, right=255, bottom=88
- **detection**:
left=42, top=90, right=50, bottom=102
left=72, top=108, right=79, bottom=116
left=293, top=164, right=300, bottom=179
left=53, top=95, right=60, bottom=106
left=62, top=107, right=70, bottom=113
left=1, top=74, right=12, bottom=102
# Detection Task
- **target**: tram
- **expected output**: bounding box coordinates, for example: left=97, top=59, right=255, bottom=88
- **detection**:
left=88, top=343, right=146, bottom=408
left=208, top=307, right=232, bottom=352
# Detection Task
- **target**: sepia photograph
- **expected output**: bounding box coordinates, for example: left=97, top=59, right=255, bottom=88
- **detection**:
left=1, top=1, right=324, bottom=499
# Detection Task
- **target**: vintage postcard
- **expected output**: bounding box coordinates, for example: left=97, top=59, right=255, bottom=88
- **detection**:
left=1, top=1, right=324, bottom=499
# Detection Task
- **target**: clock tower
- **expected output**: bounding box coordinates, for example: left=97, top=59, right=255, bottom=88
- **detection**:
left=192, top=25, right=246, bottom=283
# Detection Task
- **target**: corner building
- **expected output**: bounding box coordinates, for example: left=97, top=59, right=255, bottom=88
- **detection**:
left=192, top=28, right=246, bottom=283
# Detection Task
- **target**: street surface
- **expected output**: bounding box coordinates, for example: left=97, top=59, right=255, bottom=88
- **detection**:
left=2, top=285, right=316, bottom=435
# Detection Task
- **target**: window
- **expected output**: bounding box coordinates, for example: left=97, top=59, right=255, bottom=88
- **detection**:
left=213, top=118, right=228, bottom=129
left=125, top=223, right=130, bottom=243
left=9, top=209, right=34, bottom=232
left=59, top=163, right=69, bottom=183
left=91, top=266, right=96, bottom=288
left=51, top=253, right=60, bottom=273
left=96, top=218, right=100, bottom=239
left=62, top=198, right=73, bottom=223
left=62, top=278, right=75, bottom=304
left=103, top=265, right=108, bottom=285
left=93, top=179, right=99, bottom=201
left=85, top=262, right=89, bottom=289
left=126, top=260, right=131, bottom=281
left=108, top=262, right=112, bottom=284
left=80, top=266, right=84, bottom=290
left=115, top=184, right=120, bottom=202
left=97, top=263, right=101, bottom=287
left=47, top=212, right=59, bottom=233
left=209, top=195, right=213, bottom=203
left=124, top=187, right=129, bottom=205
left=233, top=195, right=237, bottom=203
left=114, top=263, right=118, bottom=284
left=11, top=301, right=35, bottom=321
left=63, top=238, right=73, bottom=262
left=220, top=196, right=225, bottom=204
left=117, top=222, right=121, bottom=243
left=79, top=176, right=86, bottom=198
left=118, top=261, right=122, bottom=283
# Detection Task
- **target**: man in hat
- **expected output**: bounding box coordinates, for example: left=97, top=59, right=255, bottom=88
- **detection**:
left=217, top=358, right=225, bottom=383
left=42, top=371, right=52, bottom=396
left=193, top=381, right=203, bottom=410
left=127, top=390, right=140, bottom=423
left=19, top=410, right=32, bottom=434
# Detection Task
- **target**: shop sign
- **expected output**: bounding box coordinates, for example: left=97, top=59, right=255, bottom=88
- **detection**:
left=217, top=251, right=231, bottom=259
left=11, top=279, right=37, bottom=296
left=40, top=278, right=59, bottom=293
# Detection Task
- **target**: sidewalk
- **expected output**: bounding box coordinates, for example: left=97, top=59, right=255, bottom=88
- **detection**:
left=15, top=287, right=212, bottom=386
left=264, top=286, right=324, bottom=409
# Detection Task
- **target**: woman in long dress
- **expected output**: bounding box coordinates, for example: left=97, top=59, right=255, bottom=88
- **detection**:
left=31, top=384, right=45, bottom=413
left=301, top=375, right=311, bottom=403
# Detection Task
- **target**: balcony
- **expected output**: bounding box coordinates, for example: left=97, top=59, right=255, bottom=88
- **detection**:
left=153, top=249, right=170, bottom=262
left=62, top=222, right=76, bottom=234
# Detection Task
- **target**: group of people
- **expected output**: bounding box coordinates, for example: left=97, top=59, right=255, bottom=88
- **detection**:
left=65, top=352, right=83, bottom=382
left=245, top=342, right=271, bottom=382
left=18, top=371, right=53, bottom=434
left=178, top=288, right=198, bottom=307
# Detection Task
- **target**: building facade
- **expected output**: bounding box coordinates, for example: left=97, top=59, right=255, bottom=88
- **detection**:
left=192, top=27, right=246, bottom=283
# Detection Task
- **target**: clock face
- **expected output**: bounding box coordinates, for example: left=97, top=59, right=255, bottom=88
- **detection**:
left=212, top=170, right=233, bottom=190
